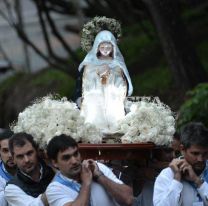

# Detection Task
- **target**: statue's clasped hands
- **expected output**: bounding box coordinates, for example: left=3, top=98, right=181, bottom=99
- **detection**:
left=97, top=65, right=110, bottom=84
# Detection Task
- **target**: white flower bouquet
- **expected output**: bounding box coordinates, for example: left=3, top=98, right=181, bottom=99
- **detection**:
left=11, top=96, right=102, bottom=147
left=118, top=97, right=175, bottom=145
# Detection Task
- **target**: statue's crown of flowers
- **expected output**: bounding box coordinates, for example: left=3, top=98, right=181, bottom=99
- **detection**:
left=81, top=16, right=122, bottom=52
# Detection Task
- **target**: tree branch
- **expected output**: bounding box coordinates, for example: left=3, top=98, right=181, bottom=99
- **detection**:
left=42, top=0, right=80, bottom=66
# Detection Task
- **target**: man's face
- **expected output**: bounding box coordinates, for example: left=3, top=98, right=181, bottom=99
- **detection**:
left=53, top=146, right=82, bottom=178
left=0, top=139, right=16, bottom=169
left=182, top=144, right=208, bottom=174
left=13, top=140, right=39, bottom=175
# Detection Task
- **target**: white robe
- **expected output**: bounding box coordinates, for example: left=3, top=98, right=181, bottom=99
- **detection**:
left=81, top=63, right=127, bottom=133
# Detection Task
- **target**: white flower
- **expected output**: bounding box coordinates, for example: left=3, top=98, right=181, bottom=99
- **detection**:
left=11, top=95, right=175, bottom=147
left=10, top=96, right=102, bottom=147
left=118, top=97, right=176, bottom=146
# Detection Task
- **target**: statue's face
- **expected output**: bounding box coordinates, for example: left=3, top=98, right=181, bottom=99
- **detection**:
left=98, top=42, right=113, bottom=57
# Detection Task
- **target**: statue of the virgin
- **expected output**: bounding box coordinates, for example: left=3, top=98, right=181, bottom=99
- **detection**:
left=76, top=17, right=133, bottom=134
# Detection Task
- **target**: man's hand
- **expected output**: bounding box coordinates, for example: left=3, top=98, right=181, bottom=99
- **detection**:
left=81, top=160, right=93, bottom=186
left=178, top=159, right=203, bottom=187
left=169, top=158, right=182, bottom=181
left=84, top=159, right=103, bottom=181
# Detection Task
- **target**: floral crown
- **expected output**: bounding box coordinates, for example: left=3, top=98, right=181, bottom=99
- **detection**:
left=81, top=16, right=122, bottom=52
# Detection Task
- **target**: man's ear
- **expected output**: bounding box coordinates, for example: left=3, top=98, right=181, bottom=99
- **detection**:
left=51, top=159, right=58, bottom=168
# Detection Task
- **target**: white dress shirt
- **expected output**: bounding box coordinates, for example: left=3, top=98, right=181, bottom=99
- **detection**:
left=4, top=165, right=45, bottom=206
left=0, top=175, right=7, bottom=206
left=153, top=167, right=208, bottom=206
left=4, top=184, right=44, bottom=206
left=0, top=161, right=14, bottom=206
left=46, top=162, right=123, bottom=206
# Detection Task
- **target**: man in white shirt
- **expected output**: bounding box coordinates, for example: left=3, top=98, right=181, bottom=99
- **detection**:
left=0, top=129, right=16, bottom=206
left=153, top=122, right=208, bottom=206
left=4, top=132, right=55, bottom=206
left=46, top=134, right=134, bottom=206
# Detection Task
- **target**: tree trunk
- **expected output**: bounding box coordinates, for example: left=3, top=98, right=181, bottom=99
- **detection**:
left=142, top=0, right=208, bottom=90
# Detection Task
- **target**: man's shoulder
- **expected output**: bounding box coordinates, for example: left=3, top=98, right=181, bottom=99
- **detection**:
left=4, top=180, right=21, bottom=193
left=97, top=162, right=110, bottom=171
left=46, top=179, right=75, bottom=197
left=96, top=162, right=123, bottom=184
left=158, top=167, right=174, bottom=178
left=0, top=175, right=6, bottom=187
left=6, top=175, right=20, bottom=187
left=47, top=180, right=63, bottom=189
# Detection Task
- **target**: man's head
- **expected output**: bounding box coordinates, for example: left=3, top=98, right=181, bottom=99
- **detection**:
left=47, top=134, right=81, bottom=178
left=0, top=129, right=16, bottom=169
left=180, top=122, right=208, bottom=174
left=9, top=132, right=39, bottom=176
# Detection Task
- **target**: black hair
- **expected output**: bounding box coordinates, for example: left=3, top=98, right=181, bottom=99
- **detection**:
left=180, top=122, right=208, bottom=149
left=173, top=131, right=180, bottom=141
left=0, top=129, right=14, bottom=142
left=9, top=132, right=38, bottom=155
left=47, top=134, right=78, bottom=160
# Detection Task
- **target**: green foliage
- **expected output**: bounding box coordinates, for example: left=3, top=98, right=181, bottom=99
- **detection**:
left=0, top=72, right=24, bottom=94
left=120, top=33, right=160, bottom=68
left=0, top=69, right=75, bottom=99
left=67, top=48, right=85, bottom=67
left=132, top=66, right=172, bottom=95
left=122, top=20, right=156, bottom=37
left=177, top=83, right=208, bottom=128
left=31, top=69, right=75, bottom=97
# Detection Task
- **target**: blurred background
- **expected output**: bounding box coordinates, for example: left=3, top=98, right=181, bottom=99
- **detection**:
left=0, top=0, right=208, bottom=129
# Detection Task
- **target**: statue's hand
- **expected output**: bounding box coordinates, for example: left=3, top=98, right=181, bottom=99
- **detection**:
left=97, top=65, right=110, bottom=84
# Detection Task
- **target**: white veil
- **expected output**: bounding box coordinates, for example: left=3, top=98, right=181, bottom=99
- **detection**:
left=78, top=30, right=133, bottom=96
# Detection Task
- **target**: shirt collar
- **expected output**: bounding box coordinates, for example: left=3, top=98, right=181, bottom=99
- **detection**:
left=201, top=160, right=208, bottom=179
left=59, top=172, right=80, bottom=185
left=20, top=163, right=43, bottom=181
left=1, top=161, right=13, bottom=175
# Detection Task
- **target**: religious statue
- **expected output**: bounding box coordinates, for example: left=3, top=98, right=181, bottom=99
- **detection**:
left=76, top=17, right=133, bottom=134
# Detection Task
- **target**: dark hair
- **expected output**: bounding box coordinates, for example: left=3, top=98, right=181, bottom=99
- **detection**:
left=173, top=131, right=180, bottom=141
left=47, top=134, right=78, bottom=160
left=9, top=132, right=38, bottom=155
left=0, top=129, right=14, bottom=142
left=180, top=122, right=208, bottom=149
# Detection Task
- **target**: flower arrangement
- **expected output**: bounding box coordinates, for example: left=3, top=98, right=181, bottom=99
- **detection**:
left=81, top=16, right=122, bottom=52
left=11, top=96, right=102, bottom=147
left=119, top=97, right=175, bottom=146
left=11, top=95, right=175, bottom=147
